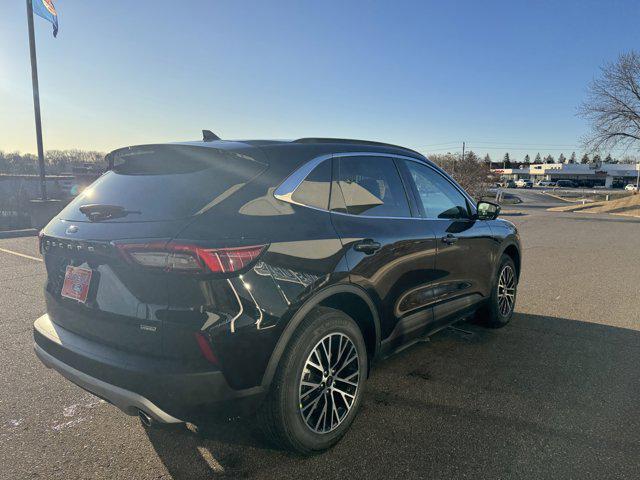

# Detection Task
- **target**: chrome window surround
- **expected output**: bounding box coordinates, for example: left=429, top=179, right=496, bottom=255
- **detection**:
left=273, top=151, right=477, bottom=220
left=273, top=153, right=334, bottom=208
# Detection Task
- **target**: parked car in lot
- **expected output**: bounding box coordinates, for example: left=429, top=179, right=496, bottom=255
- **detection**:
left=498, top=179, right=517, bottom=188
left=34, top=136, right=521, bottom=454
left=624, top=183, right=639, bottom=192
left=514, top=179, right=533, bottom=188
left=555, top=180, right=577, bottom=188
left=536, top=180, right=556, bottom=187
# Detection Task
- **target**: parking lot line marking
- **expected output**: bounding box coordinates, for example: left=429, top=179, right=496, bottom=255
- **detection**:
left=0, top=247, right=43, bottom=262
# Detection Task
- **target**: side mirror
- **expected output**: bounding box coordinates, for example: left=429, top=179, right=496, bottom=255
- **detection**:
left=477, top=201, right=500, bottom=220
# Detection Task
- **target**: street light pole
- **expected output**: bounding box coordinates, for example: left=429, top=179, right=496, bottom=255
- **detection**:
left=26, top=0, right=47, bottom=201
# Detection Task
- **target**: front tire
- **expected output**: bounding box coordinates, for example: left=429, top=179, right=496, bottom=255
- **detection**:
left=258, top=306, right=367, bottom=454
left=477, top=254, right=518, bottom=328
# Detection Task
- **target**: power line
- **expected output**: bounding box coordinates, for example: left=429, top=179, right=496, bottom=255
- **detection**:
left=466, top=141, right=580, bottom=147
left=423, top=146, right=464, bottom=152
left=466, top=146, right=580, bottom=152
left=420, top=144, right=635, bottom=153
left=413, top=141, right=460, bottom=147
left=423, top=146, right=581, bottom=152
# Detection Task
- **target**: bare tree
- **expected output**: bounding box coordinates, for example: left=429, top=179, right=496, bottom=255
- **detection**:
left=0, top=149, right=104, bottom=174
left=580, top=51, right=640, bottom=153
left=429, top=151, right=495, bottom=199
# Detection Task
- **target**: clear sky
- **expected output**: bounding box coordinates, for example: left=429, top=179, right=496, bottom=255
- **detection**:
left=1, top=0, right=639, bottom=161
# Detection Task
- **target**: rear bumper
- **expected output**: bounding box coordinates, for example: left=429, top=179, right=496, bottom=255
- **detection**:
left=33, top=314, right=265, bottom=422
left=35, top=344, right=181, bottom=424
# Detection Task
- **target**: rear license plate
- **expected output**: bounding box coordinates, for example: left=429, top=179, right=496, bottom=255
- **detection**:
left=61, top=266, right=93, bottom=303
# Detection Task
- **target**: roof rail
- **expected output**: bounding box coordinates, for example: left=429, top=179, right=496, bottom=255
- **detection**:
left=291, top=138, right=423, bottom=157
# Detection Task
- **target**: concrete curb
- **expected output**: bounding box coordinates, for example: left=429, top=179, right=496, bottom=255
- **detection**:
left=0, top=228, right=39, bottom=239
left=541, top=191, right=582, bottom=203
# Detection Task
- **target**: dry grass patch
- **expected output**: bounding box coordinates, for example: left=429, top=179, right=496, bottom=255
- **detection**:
left=548, top=201, right=608, bottom=212
left=581, top=194, right=640, bottom=213
left=549, top=194, right=640, bottom=217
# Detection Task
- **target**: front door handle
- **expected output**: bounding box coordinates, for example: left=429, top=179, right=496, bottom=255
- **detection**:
left=441, top=234, right=458, bottom=245
left=353, top=239, right=381, bottom=254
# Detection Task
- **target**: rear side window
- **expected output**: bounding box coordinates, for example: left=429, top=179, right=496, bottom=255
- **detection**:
left=291, top=160, right=331, bottom=210
left=403, top=160, right=470, bottom=219
left=335, top=156, right=411, bottom=217
left=60, top=145, right=267, bottom=222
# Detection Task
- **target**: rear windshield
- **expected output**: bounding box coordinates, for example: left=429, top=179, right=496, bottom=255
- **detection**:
left=60, top=145, right=268, bottom=222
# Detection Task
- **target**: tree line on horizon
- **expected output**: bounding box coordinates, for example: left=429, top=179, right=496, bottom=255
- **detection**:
left=2, top=145, right=637, bottom=177
left=479, top=151, right=639, bottom=168
left=427, top=149, right=638, bottom=170
left=0, top=150, right=105, bottom=175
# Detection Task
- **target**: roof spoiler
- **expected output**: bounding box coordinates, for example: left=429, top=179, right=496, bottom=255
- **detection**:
left=202, top=130, right=221, bottom=142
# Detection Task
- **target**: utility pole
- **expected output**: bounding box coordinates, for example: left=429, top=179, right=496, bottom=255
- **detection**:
left=461, top=141, right=465, bottom=162
left=26, top=0, right=47, bottom=200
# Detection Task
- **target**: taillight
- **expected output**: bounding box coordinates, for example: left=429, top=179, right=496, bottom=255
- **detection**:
left=115, top=242, right=267, bottom=274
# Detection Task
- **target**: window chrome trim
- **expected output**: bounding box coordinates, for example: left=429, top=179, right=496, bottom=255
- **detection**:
left=273, top=151, right=476, bottom=220
left=330, top=210, right=422, bottom=221
left=273, top=153, right=333, bottom=206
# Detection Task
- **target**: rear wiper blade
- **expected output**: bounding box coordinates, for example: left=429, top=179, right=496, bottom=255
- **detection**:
left=79, top=204, right=141, bottom=222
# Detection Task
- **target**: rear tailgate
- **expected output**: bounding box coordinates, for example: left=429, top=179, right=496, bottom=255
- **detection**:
left=41, top=144, right=268, bottom=357
left=42, top=222, right=181, bottom=356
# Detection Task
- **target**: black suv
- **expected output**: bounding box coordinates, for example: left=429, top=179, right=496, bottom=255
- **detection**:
left=34, top=137, right=521, bottom=454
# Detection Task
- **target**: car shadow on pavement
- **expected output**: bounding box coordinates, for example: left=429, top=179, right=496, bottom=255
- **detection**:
left=144, top=313, right=640, bottom=480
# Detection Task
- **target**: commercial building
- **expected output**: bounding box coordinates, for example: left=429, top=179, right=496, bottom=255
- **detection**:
left=491, top=162, right=640, bottom=188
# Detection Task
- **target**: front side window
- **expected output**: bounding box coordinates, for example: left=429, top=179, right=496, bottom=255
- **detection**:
left=335, top=156, right=411, bottom=217
left=403, top=161, right=470, bottom=219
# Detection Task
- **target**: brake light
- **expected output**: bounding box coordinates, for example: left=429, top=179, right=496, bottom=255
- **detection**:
left=115, top=242, right=267, bottom=274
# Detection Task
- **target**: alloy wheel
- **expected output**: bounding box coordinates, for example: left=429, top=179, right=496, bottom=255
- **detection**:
left=298, top=333, right=360, bottom=434
left=497, top=264, right=516, bottom=316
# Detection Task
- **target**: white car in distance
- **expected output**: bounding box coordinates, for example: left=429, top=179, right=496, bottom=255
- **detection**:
left=536, top=180, right=556, bottom=187
left=515, top=179, right=533, bottom=188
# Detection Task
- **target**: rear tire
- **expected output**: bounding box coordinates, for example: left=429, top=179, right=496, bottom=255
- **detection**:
left=476, top=254, right=518, bottom=328
left=258, top=306, right=367, bottom=455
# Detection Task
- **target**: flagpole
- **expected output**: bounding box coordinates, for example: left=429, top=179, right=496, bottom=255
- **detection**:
left=26, top=0, right=47, bottom=200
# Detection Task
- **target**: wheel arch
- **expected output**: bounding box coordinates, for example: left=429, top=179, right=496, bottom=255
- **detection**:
left=501, top=242, right=521, bottom=278
left=260, top=284, right=381, bottom=389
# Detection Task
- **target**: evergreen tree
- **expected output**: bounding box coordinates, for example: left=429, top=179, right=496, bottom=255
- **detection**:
left=569, top=152, right=577, bottom=163
left=544, top=155, right=555, bottom=164
left=592, top=154, right=602, bottom=164
left=524, top=154, right=531, bottom=163
left=558, top=153, right=566, bottom=163
left=534, top=153, right=542, bottom=164
left=604, top=153, right=614, bottom=163
left=581, top=153, right=589, bottom=164
left=465, top=151, right=479, bottom=162
left=503, top=153, right=511, bottom=168
left=483, top=153, right=491, bottom=164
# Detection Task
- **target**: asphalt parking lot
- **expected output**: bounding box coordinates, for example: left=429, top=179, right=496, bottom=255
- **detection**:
left=1, top=191, right=639, bottom=480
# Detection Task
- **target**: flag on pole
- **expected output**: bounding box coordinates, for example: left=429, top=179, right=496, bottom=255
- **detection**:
left=31, top=0, right=58, bottom=37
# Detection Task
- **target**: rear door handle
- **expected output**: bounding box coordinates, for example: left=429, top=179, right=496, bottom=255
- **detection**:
left=441, top=234, right=458, bottom=245
left=353, top=239, right=381, bottom=254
